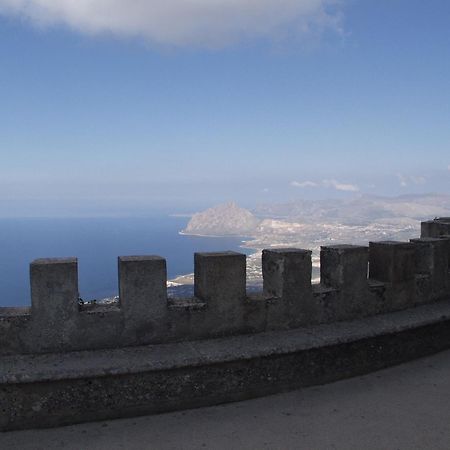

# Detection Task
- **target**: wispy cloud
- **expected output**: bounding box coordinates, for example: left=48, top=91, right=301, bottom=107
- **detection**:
left=322, top=179, right=359, bottom=192
left=290, top=180, right=319, bottom=188
left=396, top=173, right=426, bottom=187
left=0, top=0, right=343, bottom=48
left=290, top=179, right=359, bottom=192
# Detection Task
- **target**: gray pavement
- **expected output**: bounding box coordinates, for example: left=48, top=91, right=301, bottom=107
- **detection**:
left=2, top=349, right=450, bottom=450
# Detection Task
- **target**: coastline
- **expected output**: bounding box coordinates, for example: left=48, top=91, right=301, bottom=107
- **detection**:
left=179, top=230, right=254, bottom=239
left=174, top=228, right=319, bottom=287
left=170, top=230, right=261, bottom=287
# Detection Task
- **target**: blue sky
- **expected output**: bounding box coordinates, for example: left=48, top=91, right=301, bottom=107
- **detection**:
left=0, top=0, right=449, bottom=216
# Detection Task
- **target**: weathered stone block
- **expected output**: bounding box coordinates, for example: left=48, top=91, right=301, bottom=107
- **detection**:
left=369, top=242, right=415, bottom=312
left=30, top=258, right=79, bottom=351
left=421, top=219, right=450, bottom=238
left=321, top=245, right=368, bottom=289
left=369, top=241, right=415, bottom=283
left=410, top=238, right=448, bottom=298
left=438, top=235, right=450, bottom=269
left=194, top=252, right=246, bottom=303
left=262, top=249, right=315, bottom=328
left=320, top=245, right=371, bottom=319
left=194, top=252, right=246, bottom=333
left=119, top=256, right=167, bottom=342
left=262, top=249, right=312, bottom=299
left=312, top=284, right=339, bottom=323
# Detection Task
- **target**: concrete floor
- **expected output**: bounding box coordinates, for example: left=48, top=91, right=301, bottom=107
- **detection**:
left=2, top=349, right=450, bottom=450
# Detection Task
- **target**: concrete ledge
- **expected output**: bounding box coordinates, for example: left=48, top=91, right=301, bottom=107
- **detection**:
left=2, top=298, right=450, bottom=431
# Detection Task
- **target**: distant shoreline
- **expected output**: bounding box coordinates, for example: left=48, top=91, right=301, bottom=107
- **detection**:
left=179, top=230, right=255, bottom=239
left=170, top=230, right=260, bottom=286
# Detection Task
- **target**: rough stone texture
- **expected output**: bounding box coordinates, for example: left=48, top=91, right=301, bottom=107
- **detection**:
left=119, top=256, right=168, bottom=343
left=262, top=249, right=311, bottom=298
left=438, top=235, right=450, bottom=269
left=194, top=251, right=246, bottom=334
left=421, top=219, right=450, bottom=238
left=321, top=245, right=368, bottom=288
left=369, top=241, right=415, bottom=283
left=0, top=310, right=30, bottom=355
left=369, top=241, right=416, bottom=312
left=320, top=245, right=372, bottom=319
left=420, top=219, right=450, bottom=294
left=5, top=350, right=450, bottom=450
left=311, top=284, right=339, bottom=323
left=30, top=258, right=79, bottom=353
left=410, top=238, right=448, bottom=299
left=262, top=249, right=315, bottom=329
left=2, top=299, right=450, bottom=431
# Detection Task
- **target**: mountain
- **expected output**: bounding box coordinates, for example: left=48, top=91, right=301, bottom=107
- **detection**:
left=182, top=202, right=260, bottom=236
left=174, top=194, right=450, bottom=288
left=253, top=193, right=450, bottom=225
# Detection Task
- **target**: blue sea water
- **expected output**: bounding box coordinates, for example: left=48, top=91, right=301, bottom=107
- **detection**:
left=0, top=216, right=252, bottom=307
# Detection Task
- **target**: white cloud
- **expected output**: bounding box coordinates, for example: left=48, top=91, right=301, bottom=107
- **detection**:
left=290, top=179, right=359, bottom=192
left=322, top=179, right=359, bottom=192
left=0, top=0, right=342, bottom=48
left=397, top=174, right=408, bottom=187
left=290, top=180, right=319, bottom=188
left=396, top=173, right=426, bottom=187
left=411, top=176, right=426, bottom=185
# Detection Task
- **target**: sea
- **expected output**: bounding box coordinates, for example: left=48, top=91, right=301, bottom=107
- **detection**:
left=0, top=216, right=253, bottom=307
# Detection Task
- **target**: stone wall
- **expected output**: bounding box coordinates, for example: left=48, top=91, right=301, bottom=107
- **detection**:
left=1, top=218, right=449, bottom=356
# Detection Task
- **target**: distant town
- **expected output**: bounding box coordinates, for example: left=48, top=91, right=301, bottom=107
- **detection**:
left=171, top=194, right=450, bottom=288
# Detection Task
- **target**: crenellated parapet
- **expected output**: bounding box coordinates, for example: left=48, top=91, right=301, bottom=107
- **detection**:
left=0, top=218, right=449, bottom=356
left=1, top=217, right=450, bottom=431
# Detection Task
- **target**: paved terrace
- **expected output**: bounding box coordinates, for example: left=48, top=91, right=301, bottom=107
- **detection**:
left=2, top=348, right=450, bottom=450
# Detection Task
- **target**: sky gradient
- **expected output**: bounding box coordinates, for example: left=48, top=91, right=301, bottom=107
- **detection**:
left=0, top=0, right=449, bottom=216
